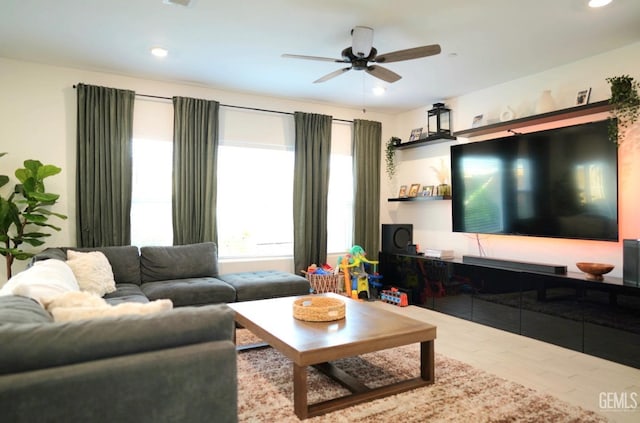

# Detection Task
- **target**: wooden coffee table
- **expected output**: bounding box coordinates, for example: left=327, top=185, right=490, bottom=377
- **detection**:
left=228, top=293, right=437, bottom=419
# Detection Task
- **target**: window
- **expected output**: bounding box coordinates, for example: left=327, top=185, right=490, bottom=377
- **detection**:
left=217, top=109, right=295, bottom=258
left=130, top=98, right=173, bottom=247
left=327, top=122, right=353, bottom=253
left=130, top=138, right=173, bottom=247
left=130, top=101, right=354, bottom=257
left=217, top=109, right=354, bottom=258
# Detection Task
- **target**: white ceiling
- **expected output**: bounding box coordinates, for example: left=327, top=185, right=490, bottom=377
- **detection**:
left=1, top=0, right=640, bottom=114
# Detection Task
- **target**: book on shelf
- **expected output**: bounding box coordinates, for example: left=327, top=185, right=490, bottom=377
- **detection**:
left=424, top=249, right=454, bottom=259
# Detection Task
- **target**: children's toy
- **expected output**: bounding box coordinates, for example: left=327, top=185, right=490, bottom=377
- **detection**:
left=336, top=245, right=382, bottom=300
left=380, top=287, right=409, bottom=307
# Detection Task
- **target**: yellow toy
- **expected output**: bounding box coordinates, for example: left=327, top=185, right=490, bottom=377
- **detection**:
left=336, top=245, right=379, bottom=300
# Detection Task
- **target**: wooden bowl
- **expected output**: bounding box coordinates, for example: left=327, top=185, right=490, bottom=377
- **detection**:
left=576, top=262, right=614, bottom=281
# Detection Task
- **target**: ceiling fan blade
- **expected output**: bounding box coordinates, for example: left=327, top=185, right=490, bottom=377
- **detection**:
left=366, top=65, right=401, bottom=83
left=314, top=67, right=352, bottom=83
left=374, top=44, right=441, bottom=63
left=282, top=53, right=346, bottom=63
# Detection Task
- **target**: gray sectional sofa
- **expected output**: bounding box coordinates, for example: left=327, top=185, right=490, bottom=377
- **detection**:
left=0, top=242, right=310, bottom=423
left=32, top=242, right=310, bottom=306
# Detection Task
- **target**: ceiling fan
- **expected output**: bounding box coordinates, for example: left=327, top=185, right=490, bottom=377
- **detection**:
left=282, top=26, right=441, bottom=83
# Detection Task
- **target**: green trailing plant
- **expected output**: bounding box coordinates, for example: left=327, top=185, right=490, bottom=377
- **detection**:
left=0, top=153, right=67, bottom=279
left=385, top=137, right=400, bottom=180
left=606, top=75, right=640, bottom=144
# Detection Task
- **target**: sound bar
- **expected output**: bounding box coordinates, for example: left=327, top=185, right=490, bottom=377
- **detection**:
left=462, top=255, right=567, bottom=275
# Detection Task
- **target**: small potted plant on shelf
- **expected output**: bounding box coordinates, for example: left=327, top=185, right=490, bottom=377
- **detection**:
left=606, top=74, right=640, bottom=145
left=385, top=137, right=401, bottom=180
left=431, top=158, right=450, bottom=196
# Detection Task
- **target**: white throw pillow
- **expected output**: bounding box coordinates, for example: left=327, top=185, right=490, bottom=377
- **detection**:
left=66, top=250, right=117, bottom=296
left=0, top=259, right=80, bottom=305
left=46, top=291, right=173, bottom=322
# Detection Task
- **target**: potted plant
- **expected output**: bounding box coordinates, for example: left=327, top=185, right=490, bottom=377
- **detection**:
left=431, top=158, right=451, bottom=196
left=385, top=137, right=400, bottom=180
left=0, top=153, right=67, bottom=279
left=606, top=75, right=640, bottom=144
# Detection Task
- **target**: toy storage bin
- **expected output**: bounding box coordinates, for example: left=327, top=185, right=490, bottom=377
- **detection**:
left=305, top=273, right=343, bottom=294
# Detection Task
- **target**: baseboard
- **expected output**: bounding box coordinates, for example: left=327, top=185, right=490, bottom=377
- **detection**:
left=462, top=255, right=567, bottom=275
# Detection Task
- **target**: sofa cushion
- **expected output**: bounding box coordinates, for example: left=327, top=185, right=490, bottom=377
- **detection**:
left=140, top=242, right=219, bottom=282
left=0, top=304, right=235, bottom=375
left=103, top=283, right=149, bottom=305
left=219, top=270, right=310, bottom=302
left=0, top=259, right=79, bottom=305
left=71, top=246, right=142, bottom=285
left=66, top=250, right=117, bottom=296
left=141, top=277, right=236, bottom=307
left=36, top=246, right=142, bottom=285
left=31, top=247, right=67, bottom=262
left=0, top=296, right=53, bottom=324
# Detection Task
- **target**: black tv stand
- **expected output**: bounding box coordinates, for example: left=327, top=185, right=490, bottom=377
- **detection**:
left=462, top=255, right=567, bottom=275
left=379, top=252, right=640, bottom=369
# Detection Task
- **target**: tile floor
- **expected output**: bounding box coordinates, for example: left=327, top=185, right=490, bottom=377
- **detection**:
left=371, top=301, right=640, bottom=423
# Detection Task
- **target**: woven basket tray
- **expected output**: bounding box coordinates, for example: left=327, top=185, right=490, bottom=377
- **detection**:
left=293, top=296, right=345, bottom=322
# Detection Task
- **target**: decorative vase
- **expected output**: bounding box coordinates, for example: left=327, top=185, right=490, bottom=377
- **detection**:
left=535, top=90, right=555, bottom=114
left=437, top=184, right=450, bottom=196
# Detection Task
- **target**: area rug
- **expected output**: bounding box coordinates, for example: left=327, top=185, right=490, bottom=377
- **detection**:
left=236, top=329, right=609, bottom=422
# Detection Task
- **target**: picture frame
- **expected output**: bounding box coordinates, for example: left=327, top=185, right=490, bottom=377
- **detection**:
left=575, top=88, right=591, bottom=106
left=472, top=114, right=484, bottom=128
left=421, top=185, right=434, bottom=196
left=409, top=128, right=422, bottom=141
left=408, top=183, right=421, bottom=197
left=398, top=185, right=408, bottom=198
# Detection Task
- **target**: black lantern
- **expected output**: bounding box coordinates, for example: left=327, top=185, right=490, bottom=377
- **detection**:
left=427, top=103, right=451, bottom=137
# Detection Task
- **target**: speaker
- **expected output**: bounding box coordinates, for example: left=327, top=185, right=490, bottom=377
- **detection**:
left=623, top=239, right=640, bottom=286
left=382, top=224, right=413, bottom=254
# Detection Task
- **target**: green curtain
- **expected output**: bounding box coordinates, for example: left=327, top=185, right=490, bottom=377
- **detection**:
left=76, top=83, right=135, bottom=247
left=172, top=96, right=219, bottom=245
left=293, top=112, right=332, bottom=274
left=353, top=119, right=382, bottom=259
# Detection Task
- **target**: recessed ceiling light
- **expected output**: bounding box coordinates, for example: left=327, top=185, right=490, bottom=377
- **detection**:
left=372, top=86, right=386, bottom=96
left=588, top=0, right=612, bottom=8
left=151, top=47, right=168, bottom=58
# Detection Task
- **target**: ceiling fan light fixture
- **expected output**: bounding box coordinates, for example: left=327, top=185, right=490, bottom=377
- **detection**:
left=588, top=0, right=612, bottom=7
left=351, top=26, right=373, bottom=57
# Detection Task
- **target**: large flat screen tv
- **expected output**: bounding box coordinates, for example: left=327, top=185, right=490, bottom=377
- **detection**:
left=450, top=120, right=618, bottom=241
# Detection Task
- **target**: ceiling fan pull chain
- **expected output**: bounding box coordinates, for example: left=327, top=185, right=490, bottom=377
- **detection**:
left=362, top=73, right=367, bottom=113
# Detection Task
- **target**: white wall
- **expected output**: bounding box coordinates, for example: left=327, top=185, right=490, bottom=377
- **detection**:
left=0, top=57, right=394, bottom=283
left=3, top=40, right=639, bottom=283
left=384, top=41, right=640, bottom=277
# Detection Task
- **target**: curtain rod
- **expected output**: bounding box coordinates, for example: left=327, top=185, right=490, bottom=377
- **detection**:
left=72, top=85, right=353, bottom=123
left=139, top=93, right=355, bottom=124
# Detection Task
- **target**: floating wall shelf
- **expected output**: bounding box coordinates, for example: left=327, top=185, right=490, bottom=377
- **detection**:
left=394, top=134, right=457, bottom=150
left=453, top=100, right=612, bottom=138
left=388, top=195, right=451, bottom=202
